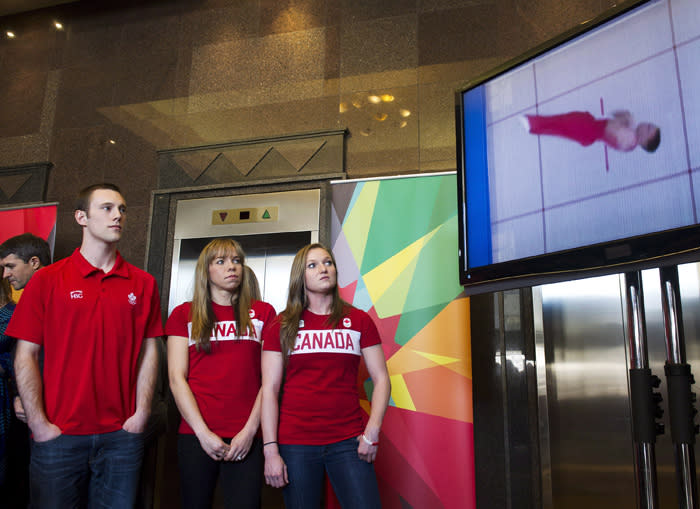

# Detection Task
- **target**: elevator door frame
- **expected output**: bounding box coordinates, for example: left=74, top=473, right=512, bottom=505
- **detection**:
left=168, top=189, right=320, bottom=314
left=146, top=174, right=343, bottom=320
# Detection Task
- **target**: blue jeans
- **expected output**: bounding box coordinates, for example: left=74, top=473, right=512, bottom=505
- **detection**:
left=30, top=429, right=145, bottom=509
left=279, top=437, right=381, bottom=509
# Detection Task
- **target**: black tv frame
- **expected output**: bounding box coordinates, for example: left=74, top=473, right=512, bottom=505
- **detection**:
left=455, top=0, right=700, bottom=293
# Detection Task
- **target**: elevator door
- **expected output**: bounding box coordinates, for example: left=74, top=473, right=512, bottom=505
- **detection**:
left=167, top=188, right=320, bottom=315
left=172, top=231, right=310, bottom=314
left=535, top=263, right=700, bottom=508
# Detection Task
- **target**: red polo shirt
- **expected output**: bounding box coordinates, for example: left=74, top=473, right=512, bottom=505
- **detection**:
left=6, top=249, right=164, bottom=435
left=166, top=300, right=276, bottom=436
left=262, top=307, right=381, bottom=445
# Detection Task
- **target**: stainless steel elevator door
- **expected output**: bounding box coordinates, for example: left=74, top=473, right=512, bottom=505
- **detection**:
left=538, top=275, right=635, bottom=509
left=537, top=263, right=700, bottom=508
left=170, top=231, right=310, bottom=314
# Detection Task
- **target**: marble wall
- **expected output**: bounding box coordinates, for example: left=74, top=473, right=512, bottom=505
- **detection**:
left=0, top=0, right=613, bottom=263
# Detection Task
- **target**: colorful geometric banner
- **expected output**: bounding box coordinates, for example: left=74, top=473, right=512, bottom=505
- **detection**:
left=331, top=174, right=475, bottom=508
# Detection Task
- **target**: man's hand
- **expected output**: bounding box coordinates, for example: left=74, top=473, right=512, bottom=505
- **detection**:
left=122, top=408, right=149, bottom=434
left=13, top=396, right=27, bottom=423
left=31, top=421, right=61, bottom=443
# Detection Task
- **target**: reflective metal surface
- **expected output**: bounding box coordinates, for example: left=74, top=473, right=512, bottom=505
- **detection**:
left=168, top=189, right=320, bottom=313
left=658, top=267, right=698, bottom=509
left=535, top=264, right=700, bottom=508
left=662, top=278, right=683, bottom=364
left=625, top=271, right=659, bottom=509
left=537, top=274, right=634, bottom=508
left=172, top=232, right=310, bottom=314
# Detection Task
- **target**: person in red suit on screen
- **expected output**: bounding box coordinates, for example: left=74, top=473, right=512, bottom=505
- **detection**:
left=524, top=110, right=661, bottom=152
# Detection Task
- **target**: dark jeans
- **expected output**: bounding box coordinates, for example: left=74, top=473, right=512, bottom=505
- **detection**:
left=177, top=434, right=263, bottom=509
left=279, top=437, right=381, bottom=509
left=4, top=416, right=30, bottom=508
left=30, top=429, right=145, bottom=509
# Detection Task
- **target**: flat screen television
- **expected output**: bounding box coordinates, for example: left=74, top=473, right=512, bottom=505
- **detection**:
left=456, top=0, right=700, bottom=293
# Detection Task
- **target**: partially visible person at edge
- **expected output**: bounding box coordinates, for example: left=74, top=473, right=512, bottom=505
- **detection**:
left=0, top=232, right=51, bottom=507
left=0, top=232, right=51, bottom=293
left=261, top=243, right=391, bottom=509
left=166, top=238, right=276, bottom=509
left=0, top=278, right=15, bottom=489
left=8, top=183, right=163, bottom=508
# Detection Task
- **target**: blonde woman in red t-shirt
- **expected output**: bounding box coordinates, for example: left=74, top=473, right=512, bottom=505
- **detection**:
left=167, top=238, right=276, bottom=509
left=261, top=243, right=390, bottom=508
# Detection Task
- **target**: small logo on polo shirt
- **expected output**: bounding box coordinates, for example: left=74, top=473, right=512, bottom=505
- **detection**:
left=128, top=292, right=137, bottom=305
left=70, top=290, right=83, bottom=299
left=343, top=317, right=351, bottom=328
left=249, top=309, right=256, bottom=318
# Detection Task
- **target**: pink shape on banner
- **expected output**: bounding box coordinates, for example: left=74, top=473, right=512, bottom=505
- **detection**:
left=379, top=407, right=476, bottom=508
left=339, top=280, right=358, bottom=302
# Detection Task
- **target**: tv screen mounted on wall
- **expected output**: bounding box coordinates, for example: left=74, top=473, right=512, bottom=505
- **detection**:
left=456, top=0, right=700, bottom=293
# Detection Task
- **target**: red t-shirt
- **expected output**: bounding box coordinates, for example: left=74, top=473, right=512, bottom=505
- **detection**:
left=6, top=249, right=164, bottom=435
left=166, top=300, right=276, bottom=436
left=262, top=307, right=381, bottom=445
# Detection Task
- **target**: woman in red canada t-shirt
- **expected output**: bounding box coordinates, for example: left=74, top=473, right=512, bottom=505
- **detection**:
left=166, top=238, right=275, bottom=509
left=261, top=243, right=391, bottom=509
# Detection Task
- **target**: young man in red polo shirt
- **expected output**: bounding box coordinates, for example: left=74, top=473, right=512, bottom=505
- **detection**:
left=8, top=183, right=164, bottom=508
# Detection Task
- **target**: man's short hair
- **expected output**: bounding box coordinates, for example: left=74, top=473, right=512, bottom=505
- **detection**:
left=75, top=183, right=122, bottom=212
left=641, top=128, right=661, bottom=153
left=0, top=233, right=51, bottom=266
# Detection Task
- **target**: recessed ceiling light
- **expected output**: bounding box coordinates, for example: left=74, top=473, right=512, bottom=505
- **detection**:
left=54, top=21, right=63, bottom=30
left=6, top=31, right=16, bottom=39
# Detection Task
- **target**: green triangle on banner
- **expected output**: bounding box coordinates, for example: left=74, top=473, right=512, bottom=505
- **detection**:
left=262, top=209, right=271, bottom=219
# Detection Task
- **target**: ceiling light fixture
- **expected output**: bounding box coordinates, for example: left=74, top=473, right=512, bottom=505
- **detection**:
left=6, top=31, right=16, bottom=39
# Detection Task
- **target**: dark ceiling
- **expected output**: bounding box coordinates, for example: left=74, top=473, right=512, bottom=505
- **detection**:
left=0, top=0, right=76, bottom=18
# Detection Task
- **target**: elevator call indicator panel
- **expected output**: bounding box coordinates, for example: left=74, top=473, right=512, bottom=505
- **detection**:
left=211, top=206, right=279, bottom=225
